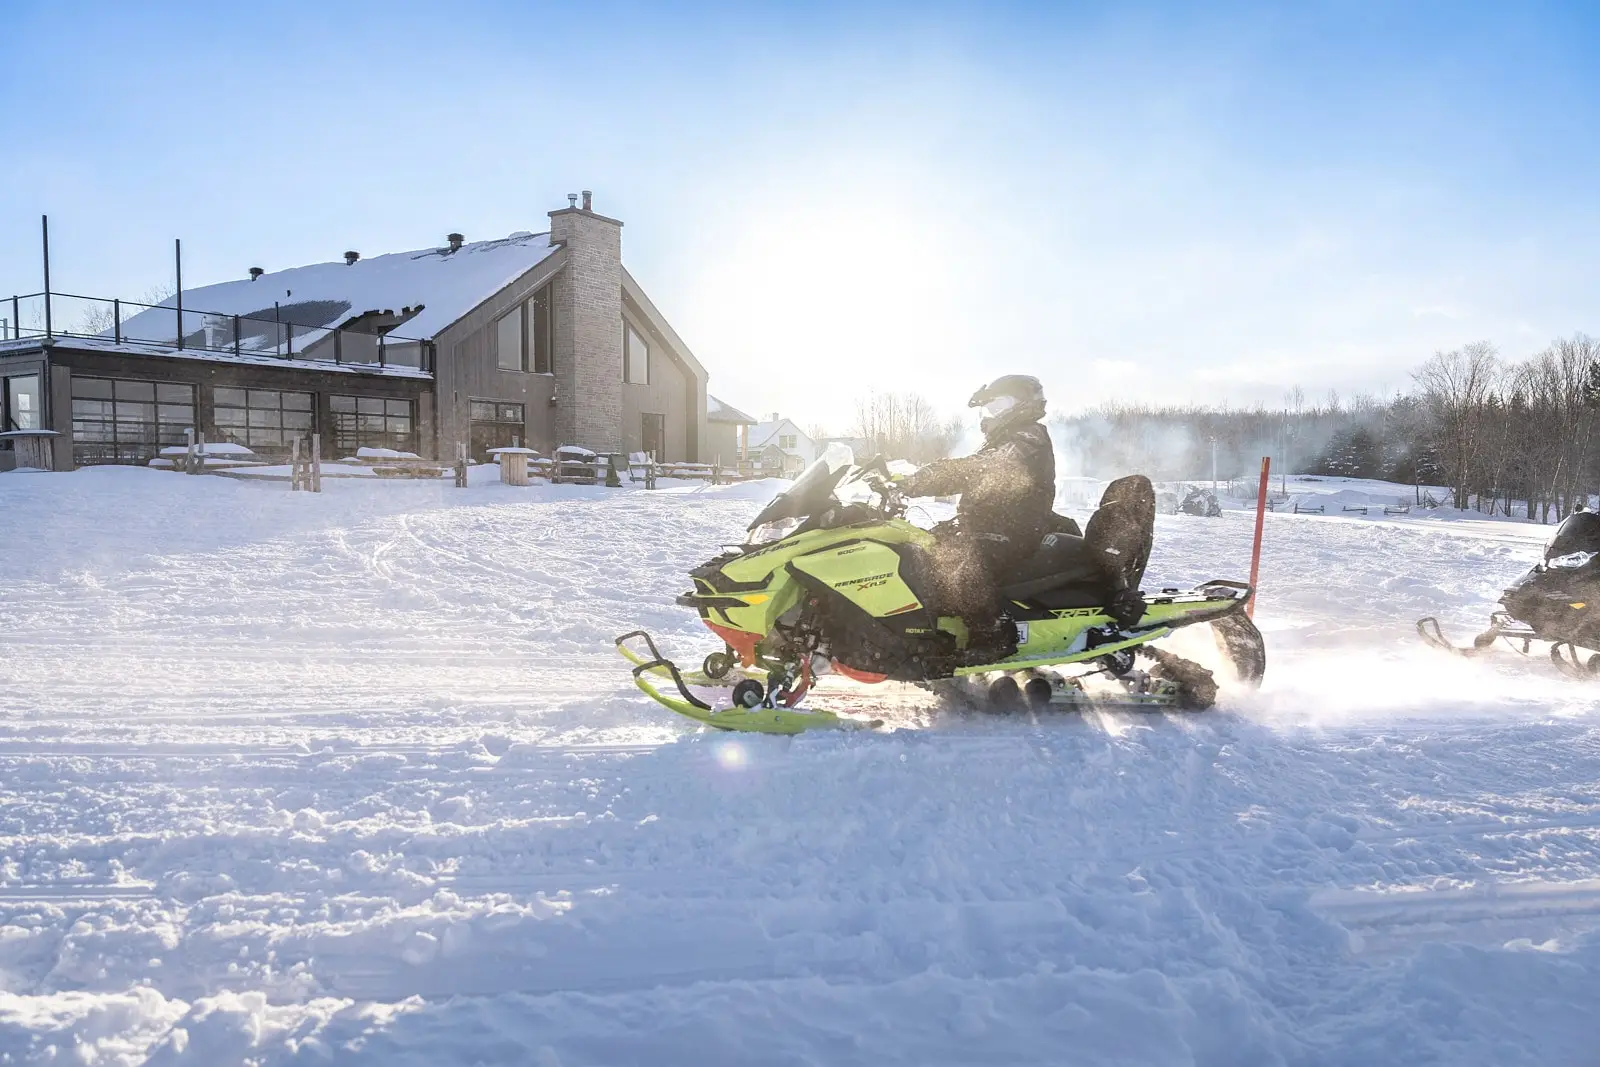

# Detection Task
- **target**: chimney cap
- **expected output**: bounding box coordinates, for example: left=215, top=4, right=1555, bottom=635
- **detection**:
left=248, top=266, right=264, bottom=280
left=446, top=233, right=464, bottom=252
left=567, top=193, right=578, bottom=208
left=581, top=190, right=592, bottom=211
left=343, top=250, right=360, bottom=265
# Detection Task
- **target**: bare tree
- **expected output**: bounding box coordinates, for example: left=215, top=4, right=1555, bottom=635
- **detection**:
left=850, top=392, right=962, bottom=464
left=1413, top=342, right=1500, bottom=508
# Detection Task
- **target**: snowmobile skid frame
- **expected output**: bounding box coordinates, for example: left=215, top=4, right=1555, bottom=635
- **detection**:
left=1416, top=614, right=1600, bottom=679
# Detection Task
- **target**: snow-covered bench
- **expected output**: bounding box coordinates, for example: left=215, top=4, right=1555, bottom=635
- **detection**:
left=1383, top=504, right=1411, bottom=515
left=1341, top=504, right=1369, bottom=515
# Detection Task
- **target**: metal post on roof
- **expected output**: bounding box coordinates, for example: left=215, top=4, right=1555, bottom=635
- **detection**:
left=378, top=334, right=386, bottom=367
left=232, top=314, right=241, bottom=357
left=12, top=296, right=19, bottom=340
left=113, top=299, right=121, bottom=344
left=333, top=327, right=342, bottom=364
left=174, top=238, right=184, bottom=350
left=41, top=215, right=51, bottom=338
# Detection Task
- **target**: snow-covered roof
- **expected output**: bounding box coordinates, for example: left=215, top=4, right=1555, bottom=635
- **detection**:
left=707, top=395, right=756, bottom=424
left=747, top=419, right=812, bottom=453
left=118, top=231, right=560, bottom=347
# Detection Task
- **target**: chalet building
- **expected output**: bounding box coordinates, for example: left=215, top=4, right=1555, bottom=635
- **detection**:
left=704, top=395, right=757, bottom=467
left=0, top=192, right=715, bottom=471
left=746, top=415, right=817, bottom=475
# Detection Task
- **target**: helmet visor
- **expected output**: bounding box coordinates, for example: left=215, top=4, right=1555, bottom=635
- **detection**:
left=981, top=396, right=1018, bottom=421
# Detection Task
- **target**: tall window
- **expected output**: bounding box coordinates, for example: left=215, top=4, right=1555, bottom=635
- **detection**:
left=71, top=377, right=194, bottom=465
left=624, top=323, right=649, bottom=384
left=213, top=388, right=313, bottom=452
left=497, top=307, right=524, bottom=371
left=497, top=283, right=553, bottom=373
left=330, top=395, right=415, bottom=456
left=531, top=286, right=552, bottom=374
left=4, top=374, right=40, bottom=431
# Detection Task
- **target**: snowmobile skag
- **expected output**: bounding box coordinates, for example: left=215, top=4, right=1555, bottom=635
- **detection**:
left=617, top=448, right=1266, bottom=734
left=1418, top=509, right=1600, bottom=677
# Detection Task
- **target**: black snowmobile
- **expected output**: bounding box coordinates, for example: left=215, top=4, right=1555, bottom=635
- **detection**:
left=1179, top=486, right=1223, bottom=517
left=1418, top=509, right=1600, bottom=677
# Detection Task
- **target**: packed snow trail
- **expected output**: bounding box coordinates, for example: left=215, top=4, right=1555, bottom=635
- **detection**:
left=0, top=468, right=1597, bottom=1065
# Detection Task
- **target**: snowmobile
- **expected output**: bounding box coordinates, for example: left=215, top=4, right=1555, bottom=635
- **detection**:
left=1418, top=509, right=1600, bottom=677
left=616, top=447, right=1266, bottom=734
left=1179, top=486, right=1223, bottom=517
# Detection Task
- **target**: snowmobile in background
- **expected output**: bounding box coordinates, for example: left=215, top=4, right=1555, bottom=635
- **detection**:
left=617, top=447, right=1266, bottom=734
left=1418, top=509, right=1600, bottom=677
left=1179, top=485, right=1223, bottom=517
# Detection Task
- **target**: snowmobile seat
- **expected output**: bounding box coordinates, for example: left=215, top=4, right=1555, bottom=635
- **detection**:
left=996, top=532, right=1109, bottom=609
left=996, top=475, right=1157, bottom=610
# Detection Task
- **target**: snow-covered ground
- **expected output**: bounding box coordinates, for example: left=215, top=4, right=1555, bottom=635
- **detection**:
left=1, top=468, right=1597, bottom=1065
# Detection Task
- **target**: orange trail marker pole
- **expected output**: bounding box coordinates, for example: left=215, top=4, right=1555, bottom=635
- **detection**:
left=1248, top=456, right=1270, bottom=618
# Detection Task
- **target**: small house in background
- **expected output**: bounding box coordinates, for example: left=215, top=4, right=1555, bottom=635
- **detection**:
left=705, top=395, right=757, bottom=466
left=0, top=192, right=717, bottom=471
left=745, top=415, right=816, bottom=476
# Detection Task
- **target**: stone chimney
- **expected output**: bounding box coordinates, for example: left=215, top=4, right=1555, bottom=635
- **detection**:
left=548, top=192, right=624, bottom=452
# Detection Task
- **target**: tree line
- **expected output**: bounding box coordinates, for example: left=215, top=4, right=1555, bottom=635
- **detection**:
left=1050, top=334, right=1600, bottom=522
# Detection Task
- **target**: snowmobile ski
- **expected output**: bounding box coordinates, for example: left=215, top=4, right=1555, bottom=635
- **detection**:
left=617, top=631, right=882, bottom=734
left=615, top=630, right=765, bottom=687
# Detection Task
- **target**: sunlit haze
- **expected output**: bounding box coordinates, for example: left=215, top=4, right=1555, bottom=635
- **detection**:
left=3, top=1, right=1597, bottom=430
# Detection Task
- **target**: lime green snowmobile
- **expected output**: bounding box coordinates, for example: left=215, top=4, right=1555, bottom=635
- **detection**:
left=617, top=448, right=1265, bottom=733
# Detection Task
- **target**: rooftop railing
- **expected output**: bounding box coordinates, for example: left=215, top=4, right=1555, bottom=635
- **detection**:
left=2, top=291, right=436, bottom=374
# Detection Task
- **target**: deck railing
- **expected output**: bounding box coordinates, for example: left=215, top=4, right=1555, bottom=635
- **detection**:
left=2, top=290, right=436, bottom=374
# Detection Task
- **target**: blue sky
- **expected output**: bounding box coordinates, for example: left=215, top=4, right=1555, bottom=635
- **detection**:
left=2, top=0, right=1597, bottom=429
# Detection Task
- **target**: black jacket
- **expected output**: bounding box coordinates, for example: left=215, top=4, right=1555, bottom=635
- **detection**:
left=900, top=421, right=1057, bottom=550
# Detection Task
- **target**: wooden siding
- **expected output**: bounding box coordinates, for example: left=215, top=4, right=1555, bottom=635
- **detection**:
left=434, top=249, right=567, bottom=457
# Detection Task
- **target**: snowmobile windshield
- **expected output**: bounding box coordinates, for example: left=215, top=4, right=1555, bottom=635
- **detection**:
left=1545, top=511, right=1600, bottom=562
left=745, top=443, right=857, bottom=536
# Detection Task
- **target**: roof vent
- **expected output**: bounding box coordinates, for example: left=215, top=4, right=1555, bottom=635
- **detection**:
left=581, top=190, right=592, bottom=211
left=567, top=193, right=578, bottom=208
left=446, top=233, right=464, bottom=253
left=344, top=251, right=360, bottom=265
left=248, top=267, right=264, bottom=281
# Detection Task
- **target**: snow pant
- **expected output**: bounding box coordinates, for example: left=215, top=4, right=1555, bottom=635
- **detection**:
left=925, top=529, right=1031, bottom=640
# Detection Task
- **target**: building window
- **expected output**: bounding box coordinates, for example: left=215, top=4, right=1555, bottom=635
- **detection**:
left=624, top=322, right=649, bottom=385
left=4, top=374, right=41, bottom=431
left=779, top=434, right=796, bottom=449
left=71, top=377, right=194, bottom=465
left=497, top=307, right=524, bottom=372
left=330, top=395, right=415, bottom=456
left=531, top=286, right=552, bottom=374
left=469, top=399, right=526, bottom=461
left=213, top=387, right=314, bottom=452
left=641, top=412, right=665, bottom=459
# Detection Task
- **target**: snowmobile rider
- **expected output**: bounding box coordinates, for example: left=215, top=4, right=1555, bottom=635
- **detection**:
left=895, top=375, right=1055, bottom=659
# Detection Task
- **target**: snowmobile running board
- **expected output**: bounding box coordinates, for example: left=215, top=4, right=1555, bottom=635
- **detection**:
left=615, top=631, right=882, bottom=735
